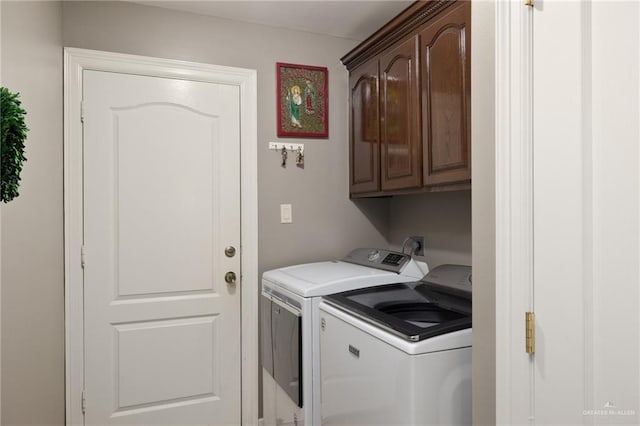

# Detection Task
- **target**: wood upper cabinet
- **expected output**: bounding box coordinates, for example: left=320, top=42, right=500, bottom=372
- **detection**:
left=420, top=2, right=471, bottom=187
left=380, top=36, right=422, bottom=191
left=342, top=0, right=471, bottom=197
left=349, top=58, right=380, bottom=194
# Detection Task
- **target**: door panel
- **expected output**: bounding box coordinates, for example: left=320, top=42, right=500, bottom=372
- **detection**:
left=83, top=70, right=241, bottom=425
left=420, top=1, right=470, bottom=187
left=115, top=316, right=218, bottom=409
left=380, top=35, right=421, bottom=191
left=532, top=1, right=640, bottom=424
left=349, top=59, right=380, bottom=194
left=114, top=104, right=219, bottom=297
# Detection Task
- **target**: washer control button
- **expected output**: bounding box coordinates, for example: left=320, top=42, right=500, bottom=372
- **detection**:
left=367, top=250, right=380, bottom=261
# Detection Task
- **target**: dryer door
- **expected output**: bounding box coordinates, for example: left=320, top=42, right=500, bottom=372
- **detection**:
left=272, top=297, right=303, bottom=407
left=261, top=294, right=274, bottom=377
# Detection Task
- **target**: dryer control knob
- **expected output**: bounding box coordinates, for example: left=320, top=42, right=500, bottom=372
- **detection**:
left=367, top=250, right=380, bottom=261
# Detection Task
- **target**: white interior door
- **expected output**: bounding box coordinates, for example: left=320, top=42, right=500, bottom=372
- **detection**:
left=82, top=70, right=241, bottom=425
left=532, top=1, right=640, bottom=424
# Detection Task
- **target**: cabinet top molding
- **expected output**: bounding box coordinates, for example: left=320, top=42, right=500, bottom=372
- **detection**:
left=341, top=0, right=456, bottom=71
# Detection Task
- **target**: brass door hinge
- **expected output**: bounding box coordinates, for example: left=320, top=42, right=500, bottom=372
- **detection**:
left=526, top=312, right=535, bottom=354
left=525, top=0, right=534, bottom=7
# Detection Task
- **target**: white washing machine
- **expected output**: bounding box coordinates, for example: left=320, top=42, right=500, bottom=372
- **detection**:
left=319, top=265, right=472, bottom=425
left=261, top=248, right=428, bottom=426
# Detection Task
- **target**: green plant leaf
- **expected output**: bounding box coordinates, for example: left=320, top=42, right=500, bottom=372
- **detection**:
left=1, top=87, right=29, bottom=203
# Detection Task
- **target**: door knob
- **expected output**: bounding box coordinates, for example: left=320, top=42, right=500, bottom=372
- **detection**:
left=225, top=271, right=237, bottom=285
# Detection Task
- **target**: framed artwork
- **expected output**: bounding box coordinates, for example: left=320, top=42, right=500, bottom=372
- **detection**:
left=277, top=62, right=328, bottom=138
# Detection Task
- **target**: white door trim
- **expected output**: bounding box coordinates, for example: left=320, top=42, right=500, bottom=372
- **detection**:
left=495, top=2, right=534, bottom=424
left=63, top=48, right=259, bottom=425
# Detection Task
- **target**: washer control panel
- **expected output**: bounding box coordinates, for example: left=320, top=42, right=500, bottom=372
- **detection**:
left=342, top=248, right=411, bottom=273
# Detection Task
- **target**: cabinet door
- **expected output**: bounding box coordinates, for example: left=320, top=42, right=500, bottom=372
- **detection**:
left=380, top=35, right=422, bottom=191
left=349, top=59, right=380, bottom=194
left=420, top=1, right=471, bottom=187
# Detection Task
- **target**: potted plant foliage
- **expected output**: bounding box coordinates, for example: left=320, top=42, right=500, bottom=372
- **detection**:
left=1, top=87, right=28, bottom=203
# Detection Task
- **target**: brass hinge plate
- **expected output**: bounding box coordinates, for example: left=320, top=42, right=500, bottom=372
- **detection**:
left=525, top=0, right=534, bottom=7
left=526, top=312, right=535, bottom=354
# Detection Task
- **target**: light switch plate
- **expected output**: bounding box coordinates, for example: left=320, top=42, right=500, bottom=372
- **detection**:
left=280, top=204, right=292, bottom=224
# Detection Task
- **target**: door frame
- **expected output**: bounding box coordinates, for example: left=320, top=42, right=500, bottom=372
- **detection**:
left=63, top=48, right=259, bottom=425
left=494, top=1, right=534, bottom=424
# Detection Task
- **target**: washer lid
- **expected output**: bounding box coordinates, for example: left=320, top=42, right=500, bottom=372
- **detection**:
left=319, top=301, right=471, bottom=355
left=323, top=283, right=472, bottom=342
left=262, top=261, right=409, bottom=297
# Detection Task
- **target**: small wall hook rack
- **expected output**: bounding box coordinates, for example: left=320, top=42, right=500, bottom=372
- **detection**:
left=269, top=142, right=304, bottom=154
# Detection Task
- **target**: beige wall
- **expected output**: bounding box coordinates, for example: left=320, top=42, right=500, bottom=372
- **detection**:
left=61, top=1, right=390, bottom=276
left=1, top=2, right=65, bottom=425
left=388, top=191, right=472, bottom=268
left=1, top=1, right=492, bottom=423
left=470, top=1, right=496, bottom=424
left=61, top=5, right=391, bottom=413
left=2, top=1, right=390, bottom=423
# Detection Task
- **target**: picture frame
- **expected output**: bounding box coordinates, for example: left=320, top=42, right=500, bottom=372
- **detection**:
left=276, top=62, right=328, bottom=138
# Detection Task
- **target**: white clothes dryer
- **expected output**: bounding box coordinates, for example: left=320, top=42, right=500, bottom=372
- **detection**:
left=261, top=248, right=428, bottom=426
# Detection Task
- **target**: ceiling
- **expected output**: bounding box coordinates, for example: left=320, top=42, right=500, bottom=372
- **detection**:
left=133, top=1, right=414, bottom=41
